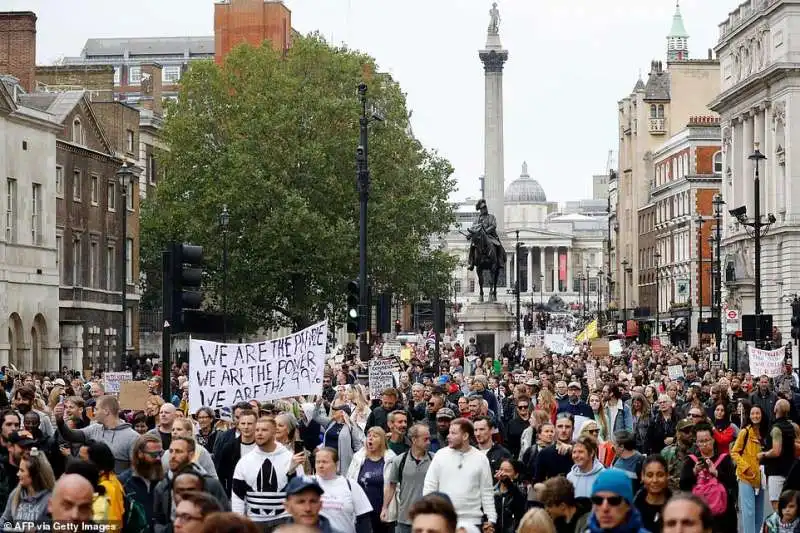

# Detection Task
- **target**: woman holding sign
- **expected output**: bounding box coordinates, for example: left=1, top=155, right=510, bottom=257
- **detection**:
left=314, top=399, right=364, bottom=475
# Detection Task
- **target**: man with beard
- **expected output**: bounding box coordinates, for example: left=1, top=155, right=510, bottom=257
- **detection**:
left=751, top=375, right=778, bottom=423
left=431, top=408, right=455, bottom=452
left=470, top=376, right=499, bottom=417
left=119, top=434, right=164, bottom=530
left=729, top=376, right=749, bottom=402
left=13, top=386, right=53, bottom=438
left=660, top=418, right=694, bottom=491
left=557, top=382, right=593, bottom=419
left=474, top=416, right=510, bottom=476
left=534, top=414, right=575, bottom=483
left=22, top=410, right=65, bottom=477
left=321, top=375, right=336, bottom=404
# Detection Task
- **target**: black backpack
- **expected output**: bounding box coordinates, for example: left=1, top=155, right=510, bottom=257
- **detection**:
left=396, top=451, right=433, bottom=485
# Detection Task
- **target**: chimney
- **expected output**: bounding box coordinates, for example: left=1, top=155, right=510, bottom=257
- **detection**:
left=140, top=63, right=163, bottom=116
left=0, top=12, right=36, bottom=92
left=708, top=48, right=713, bottom=60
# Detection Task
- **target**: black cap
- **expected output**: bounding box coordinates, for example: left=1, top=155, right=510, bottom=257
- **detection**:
left=8, top=431, right=36, bottom=448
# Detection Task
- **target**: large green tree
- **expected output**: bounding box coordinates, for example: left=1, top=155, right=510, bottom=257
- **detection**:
left=140, top=35, right=457, bottom=330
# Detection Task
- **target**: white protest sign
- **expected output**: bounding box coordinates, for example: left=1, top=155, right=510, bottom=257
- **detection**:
left=382, top=341, right=402, bottom=359
left=609, top=339, right=623, bottom=356
left=103, top=372, right=132, bottom=395
left=748, top=345, right=785, bottom=378
left=368, top=357, right=400, bottom=399
left=188, top=320, right=327, bottom=413
left=667, top=365, right=685, bottom=380
left=585, top=363, right=598, bottom=388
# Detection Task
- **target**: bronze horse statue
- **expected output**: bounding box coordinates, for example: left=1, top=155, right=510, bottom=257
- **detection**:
left=466, top=225, right=506, bottom=302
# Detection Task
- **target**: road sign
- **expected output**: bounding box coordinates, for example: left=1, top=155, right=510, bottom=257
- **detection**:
left=726, top=309, right=740, bottom=334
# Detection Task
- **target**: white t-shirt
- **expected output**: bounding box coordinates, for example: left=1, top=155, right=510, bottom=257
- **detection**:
left=314, top=475, right=372, bottom=533
left=240, top=441, right=256, bottom=457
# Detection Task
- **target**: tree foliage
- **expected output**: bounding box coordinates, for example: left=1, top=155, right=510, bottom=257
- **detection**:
left=140, top=34, right=457, bottom=330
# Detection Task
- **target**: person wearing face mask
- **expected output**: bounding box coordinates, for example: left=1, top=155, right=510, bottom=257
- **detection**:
left=56, top=395, right=139, bottom=474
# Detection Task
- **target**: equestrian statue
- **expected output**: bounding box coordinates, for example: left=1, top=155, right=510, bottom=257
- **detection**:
left=465, top=199, right=507, bottom=302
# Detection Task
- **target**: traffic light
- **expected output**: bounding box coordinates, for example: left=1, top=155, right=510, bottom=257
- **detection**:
left=394, top=320, right=401, bottom=334
left=792, top=296, right=800, bottom=341
left=169, top=243, right=204, bottom=333
left=346, top=280, right=359, bottom=333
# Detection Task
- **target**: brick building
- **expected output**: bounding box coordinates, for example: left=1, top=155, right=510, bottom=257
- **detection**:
left=636, top=203, right=657, bottom=327
left=648, top=116, right=722, bottom=345
left=0, top=12, right=36, bottom=92
left=214, top=0, right=292, bottom=62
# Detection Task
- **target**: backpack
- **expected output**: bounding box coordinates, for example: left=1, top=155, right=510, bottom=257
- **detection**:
left=689, top=453, right=729, bottom=515
left=397, top=451, right=434, bottom=485
left=121, top=493, right=149, bottom=533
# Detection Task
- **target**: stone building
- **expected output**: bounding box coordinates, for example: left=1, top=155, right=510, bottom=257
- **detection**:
left=0, top=76, right=62, bottom=370
left=710, top=0, right=800, bottom=342
left=615, top=2, right=720, bottom=310
left=18, top=91, right=140, bottom=372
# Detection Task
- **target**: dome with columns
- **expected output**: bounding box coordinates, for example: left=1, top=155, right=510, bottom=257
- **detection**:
left=505, top=161, right=547, bottom=203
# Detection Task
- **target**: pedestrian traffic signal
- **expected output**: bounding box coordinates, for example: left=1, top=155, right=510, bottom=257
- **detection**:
left=792, top=297, right=800, bottom=340
left=169, top=243, right=204, bottom=333
left=346, top=280, right=359, bottom=333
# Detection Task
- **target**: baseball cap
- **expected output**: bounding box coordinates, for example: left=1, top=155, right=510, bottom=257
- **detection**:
left=8, top=431, right=37, bottom=448
left=285, top=477, right=324, bottom=496
left=676, top=418, right=694, bottom=432
left=53, top=378, right=66, bottom=387
left=568, top=381, right=581, bottom=389
left=436, top=408, right=456, bottom=420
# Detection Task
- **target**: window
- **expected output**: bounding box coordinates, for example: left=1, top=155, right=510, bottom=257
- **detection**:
left=72, top=170, right=81, bottom=201
left=113, top=67, right=121, bottom=86
left=72, top=118, right=83, bottom=144
left=90, top=241, right=98, bottom=288
left=55, top=166, right=63, bottom=196
left=56, top=235, right=63, bottom=283
left=650, top=105, right=657, bottom=118
left=125, top=238, right=133, bottom=284
left=454, top=279, right=462, bottom=294
left=126, top=130, right=134, bottom=153
left=31, top=183, right=41, bottom=245
left=126, top=181, right=133, bottom=211
left=657, top=104, right=665, bottom=118
left=107, top=181, right=116, bottom=211
left=713, top=151, right=723, bottom=173
left=106, top=246, right=115, bottom=291
left=90, top=175, right=98, bottom=205
left=128, top=66, right=141, bottom=84
left=163, top=65, right=181, bottom=83
left=147, top=154, right=156, bottom=185
left=5, top=178, right=17, bottom=243
left=72, top=237, right=82, bottom=287
left=125, top=307, right=133, bottom=348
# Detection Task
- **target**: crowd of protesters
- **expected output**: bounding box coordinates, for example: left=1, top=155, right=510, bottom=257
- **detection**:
left=4, top=324, right=800, bottom=533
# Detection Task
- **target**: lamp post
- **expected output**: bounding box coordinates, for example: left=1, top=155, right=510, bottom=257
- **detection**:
left=116, top=162, right=134, bottom=371
left=579, top=273, right=585, bottom=323
left=712, top=193, right=725, bottom=356
left=654, top=250, right=661, bottom=340
left=748, top=144, right=767, bottom=346
left=597, top=270, right=604, bottom=324
left=539, top=274, right=544, bottom=307
left=515, top=230, right=521, bottom=349
left=696, top=214, right=704, bottom=343
left=220, top=205, right=230, bottom=343
left=622, top=259, right=630, bottom=332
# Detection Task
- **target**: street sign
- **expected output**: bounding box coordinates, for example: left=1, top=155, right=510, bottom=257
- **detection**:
left=726, top=309, right=740, bottom=334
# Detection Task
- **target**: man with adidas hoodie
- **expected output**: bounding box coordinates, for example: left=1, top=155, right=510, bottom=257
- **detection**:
left=231, top=416, right=305, bottom=529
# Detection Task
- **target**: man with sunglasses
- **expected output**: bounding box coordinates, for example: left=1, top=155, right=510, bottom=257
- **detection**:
left=587, top=469, right=647, bottom=533
left=119, top=433, right=165, bottom=529
left=558, top=382, right=594, bottom=419
left=503, top=396, right=531, bottom=458
left=660, top=418, right=694, bottom=492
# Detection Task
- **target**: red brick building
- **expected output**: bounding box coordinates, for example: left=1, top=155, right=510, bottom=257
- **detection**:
left=215, top=0, right=292, bottom=63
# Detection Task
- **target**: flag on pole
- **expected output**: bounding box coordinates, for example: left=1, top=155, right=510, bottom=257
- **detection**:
left=575, top=319, right=599, bottom=343
left=426, top=330, right=437, bottom=347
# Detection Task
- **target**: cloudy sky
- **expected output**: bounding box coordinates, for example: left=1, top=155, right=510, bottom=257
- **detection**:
left=8, top=0, right=736, bottom=203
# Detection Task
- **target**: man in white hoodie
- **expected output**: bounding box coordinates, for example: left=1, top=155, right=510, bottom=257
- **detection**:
left=231, top=416, right=306, bottom=528
left=422, top=418, right=496, bottom=531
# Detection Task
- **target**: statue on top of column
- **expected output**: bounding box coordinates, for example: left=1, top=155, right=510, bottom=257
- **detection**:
left=488, top=2, right=501, bottom=35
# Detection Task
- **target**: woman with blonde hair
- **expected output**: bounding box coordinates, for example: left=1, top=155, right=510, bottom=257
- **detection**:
left=162, top=419, right=217, bottom=477
left=517, top=507, right=556, bottom=533
left=588, top=392, right=610, bottom=441
left=0, top=448, right=55, bottom=523
left=347, top=384, right=371, bottom=434
left=347, top=427, right=396, bottom=533
left=579, top=419, right=615, bottom=467
left=145, top=395, right=165, bottom=430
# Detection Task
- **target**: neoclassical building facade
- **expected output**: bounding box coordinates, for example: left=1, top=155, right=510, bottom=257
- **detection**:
left=447, top=163, right=607, bottom=312
left=710, top=0, right=800, bottom=337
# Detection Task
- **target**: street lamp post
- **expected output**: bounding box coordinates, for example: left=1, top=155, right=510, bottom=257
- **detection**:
left=220, top=205, right=230, bottom=343
left=356, top=83, right=374, bottom=360
left=515, top=231, right=521, bottom=349
left=713, top=193, right=725, bottom=356
left=539, top=274, right=544, bottom=307
left=116, top=162, right=135, bottom=371
left=654, top=250, right=661, bottom=340
left=579, top=273, right=585, bottom=323
left=696, top=214, right=704, bottom=343
left=622, top=259, right=630, bottom=332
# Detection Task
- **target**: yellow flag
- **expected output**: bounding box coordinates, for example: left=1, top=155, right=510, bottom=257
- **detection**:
left=575, top=319, right=599, bottom=343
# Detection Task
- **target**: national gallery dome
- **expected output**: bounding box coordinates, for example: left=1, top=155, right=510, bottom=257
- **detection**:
left=505, top=161, right=547, bottom=203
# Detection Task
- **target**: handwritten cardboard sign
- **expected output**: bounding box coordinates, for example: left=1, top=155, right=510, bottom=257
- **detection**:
left=188, top=320, right=327, bottom=413
left=368, top=358, right=400, bottom=399
left=749, top=345, right=785, bottom=378
left=119, top=381, right=149, bottom=411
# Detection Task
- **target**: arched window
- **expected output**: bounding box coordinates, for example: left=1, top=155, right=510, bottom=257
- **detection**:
left=657, top=104, right=665, bottom=118
left=650, top=105, right=658, bottom=118
left=713, top=151, right=723, bottom=173
left=72, top=118, right=83, bottom=145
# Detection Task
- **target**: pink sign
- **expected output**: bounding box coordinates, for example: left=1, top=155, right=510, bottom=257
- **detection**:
left=559, top=253, right=567, bottom=281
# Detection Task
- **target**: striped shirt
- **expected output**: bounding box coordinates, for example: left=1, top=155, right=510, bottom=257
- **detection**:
left=231, top=443, right=302, bottom=522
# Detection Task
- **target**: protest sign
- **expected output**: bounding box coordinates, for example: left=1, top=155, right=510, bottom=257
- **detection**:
left=592, top=339, right=609, bottom=357
left=382, top=341, right=402, bottom=359
left=585, top=363, right=598, bottom=388
left=103, top=372, right=132, bottom=395
left=748, top=345, right=785, bottom=378
left=188, top=320, right=327, bottom=413
left=368, top=357, right=400, bottom=399
left=667, top=365, right=685, bottom=380
left=119, top=381, right=149, bottom=410
left=609, top=339, right=623, bottom=356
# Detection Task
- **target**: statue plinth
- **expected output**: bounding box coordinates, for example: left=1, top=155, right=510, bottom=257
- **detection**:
left=459, top=301, right=515, bottom=358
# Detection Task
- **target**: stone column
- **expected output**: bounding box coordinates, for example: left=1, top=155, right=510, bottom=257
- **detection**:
left=553, top=248, right=560, bottom=292
left=506, top=253, right=513, bottom=288
left=743, top=112, right=754, bottom=212
left=479, top=25, right=509, bottom=234
left=566, top=247, right=573, bottom=293
left=527, top=246, right=534, bottom=293
left=540, top=247, right=546, bottom=291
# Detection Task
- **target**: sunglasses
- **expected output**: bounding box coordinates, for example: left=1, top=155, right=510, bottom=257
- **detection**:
left=516, top=405, right=529, bottom=410
left=591, top=495, right=624, bottom=506
left=690, top=414, right=704, bottom=418
left=144, top=450, right=163, bottom=458
left=587, top=429, right=600, bottom=434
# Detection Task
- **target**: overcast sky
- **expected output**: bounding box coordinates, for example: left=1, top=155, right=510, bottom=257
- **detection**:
left=7, top=0, right=736, bottom=203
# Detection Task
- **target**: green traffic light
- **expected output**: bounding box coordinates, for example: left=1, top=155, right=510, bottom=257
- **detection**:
left=348, top=308, right=358, bottom=319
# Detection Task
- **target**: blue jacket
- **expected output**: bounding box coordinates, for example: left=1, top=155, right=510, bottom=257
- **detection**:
left=604, top=402, right=634, bottom=434
left=119, top=468, right=157, bottom=529
left=558, top=398, right=594, bottom=419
